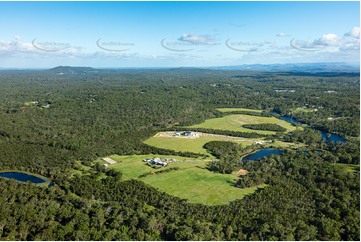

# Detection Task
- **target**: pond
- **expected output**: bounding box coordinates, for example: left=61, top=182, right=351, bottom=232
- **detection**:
left=321, top=132, right=347, bottom=143
left=242, top=148, right=284, bottom=162
left=0, top=172, right=47, bottom=184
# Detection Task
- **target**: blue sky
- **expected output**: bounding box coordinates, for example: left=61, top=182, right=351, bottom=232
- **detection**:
left=0, top=1, right=359, bottom=68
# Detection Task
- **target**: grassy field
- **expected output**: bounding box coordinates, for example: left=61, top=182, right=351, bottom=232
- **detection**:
left=104, top=154, right=262, bottom=205
left=106, top=110, right=301, bottom=205
left=291, top=107, right=316, bottom=113
left=188, top=114, right=297, bottom=134
left=143, top=134, right=254, bottom=156
left=141, top=167, right=262, bottom=205
left=333, top=163, right=360, bottom=173
left=104, top=154, right=206, bottom=179
left=269, top=141, right=304, bottom=148
left=217, top=107, right=263, bottom=113
left=70, top=160, right=92, bottom=177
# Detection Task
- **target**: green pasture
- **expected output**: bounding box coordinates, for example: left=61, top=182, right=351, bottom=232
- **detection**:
left=105, top=154, right=263, bottom=205
left=106, top=154, right=206, bottom=180
left=141, top=167, right=262, bottom=205
left=333, top=163, right=360, bottom=173
left=291, top=107, right=315, bottom=113
left=143, top=135, right=254, bottom=156
left=268, top=141, right=304, bottom=149
left=188, top=114, right=297, bottom=134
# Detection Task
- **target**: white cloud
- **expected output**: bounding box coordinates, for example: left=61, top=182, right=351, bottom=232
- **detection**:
left=0, top=36, right=84, bottom=57
left=178, top=33, right=215, bottom=45
left=313, top=33, right=341, bottom=46
left=0, top=37, right=32, bottom=52
left=344, top=26, right=360, bottom=39
left=276, top=32, right=290, bottom=37
left=289, top=30, right=359, bottom=55
left=233, top=27, right=360, bottom=64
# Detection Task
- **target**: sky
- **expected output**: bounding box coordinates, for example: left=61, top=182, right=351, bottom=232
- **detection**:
left=0, top=1, right=359, bottom=68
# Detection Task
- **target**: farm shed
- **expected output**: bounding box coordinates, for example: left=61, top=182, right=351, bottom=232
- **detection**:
left=238, top=169, right=248, bottom=176
left=102, top=157, right=117, bottom=164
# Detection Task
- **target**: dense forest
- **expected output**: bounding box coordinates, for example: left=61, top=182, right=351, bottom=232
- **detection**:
left=0, top=68, right=359, bottom=240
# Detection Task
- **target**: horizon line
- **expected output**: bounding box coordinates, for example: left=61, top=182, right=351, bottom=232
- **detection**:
left=0, top=61, right=360, bottom=70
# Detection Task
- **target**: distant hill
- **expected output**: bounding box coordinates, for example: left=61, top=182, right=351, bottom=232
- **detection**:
left=47, top=66, right=99, bottom=74
left=39, top=63, right=360, bottom=73
left=210, top=62, right=360, bottom=72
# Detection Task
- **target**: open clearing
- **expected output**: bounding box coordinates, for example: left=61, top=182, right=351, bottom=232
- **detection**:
left=270, top=140, right=304, bottom=149
left=188, top=114, right=297, bottom=134
left=144, top=132, right=299, bottom=156
left=217, top=107, right=263, bottom=113
left=144, top=132, right=261, bottom=156
left=141, top=167, right=262, bottom=205
left=291, top=107, right=316, bottom=113
left=102, top=154, right=262, bottom=205
left=102, top=154, right=206, bottom=179
left=333, top=163, right=360, bottom=173
left=109, top=110, right=300, bottom=205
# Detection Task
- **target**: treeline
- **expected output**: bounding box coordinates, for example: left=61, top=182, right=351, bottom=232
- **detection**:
left=0, top=69, right=359, bottom=240
left=219, top=110, right=273, bottom=117
left=203, top=141, right=256, bottom=174
left=0, top=69, right=358, bottom=175
left=163, top=127, right=267, bottom=138
left=283, top=129, right=360, bottom=165
left=242, top=123, right=287, bottom=132
left=138, top=167, right=180, bottom=178
left=203, top=141, right=243, bottom=159
left=0, top=149, right=358, bottom=240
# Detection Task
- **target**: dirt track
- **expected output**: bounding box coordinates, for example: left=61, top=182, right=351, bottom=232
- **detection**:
left=154, top=131, right=268, bottom=144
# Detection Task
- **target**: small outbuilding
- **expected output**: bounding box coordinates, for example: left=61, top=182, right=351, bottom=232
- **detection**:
left=149, top=157, right=168, bottom=167
left=238, top=169, right=248, bottom=176
left=102, top=157, right=117, bottom=164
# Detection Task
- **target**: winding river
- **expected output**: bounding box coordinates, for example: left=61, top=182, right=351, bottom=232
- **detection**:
left=275, top=113, right=347, bottom=143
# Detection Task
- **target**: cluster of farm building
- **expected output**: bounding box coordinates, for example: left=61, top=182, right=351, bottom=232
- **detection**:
left=174, top=131, right=198, bottom=137
left=143, top=157, right=176, bottom=167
